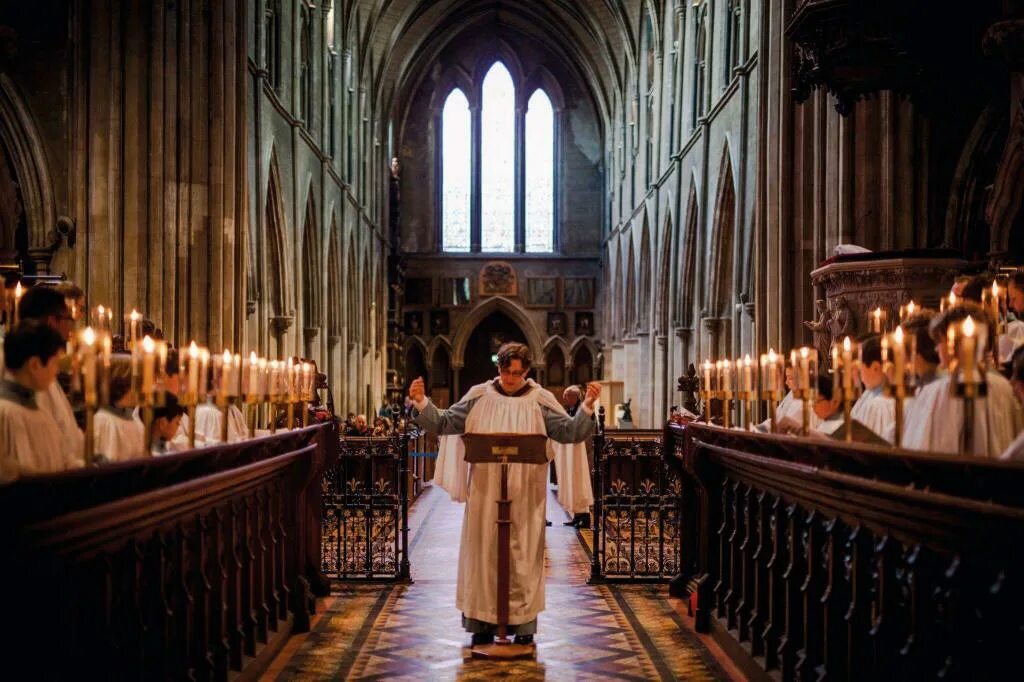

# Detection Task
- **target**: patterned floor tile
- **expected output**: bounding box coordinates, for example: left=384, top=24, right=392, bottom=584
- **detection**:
left=265, top=484, right=729, bottom=681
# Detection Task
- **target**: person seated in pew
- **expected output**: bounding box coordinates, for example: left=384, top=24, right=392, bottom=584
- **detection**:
left=902, top=303, right=1023, bottom=458
left=1001, top=347, right=1024, bottom=461
left=0, top=321, right=80, bottom=482
left=884, top=311, right=941, bottom=444
left=94, top=357, right=146, bottom=463
left=149, top=392, right=188, bottom=455
left=755, top=366, right=818, bottom=432
left=195, top=378, right=248, bottom=445
left=850, top=335, right=896, bottom=442
left=777, top=375, right=842, bottom=437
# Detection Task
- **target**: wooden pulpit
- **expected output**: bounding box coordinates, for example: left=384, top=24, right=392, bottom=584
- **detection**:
left=462, top=432, right=549, bottom=661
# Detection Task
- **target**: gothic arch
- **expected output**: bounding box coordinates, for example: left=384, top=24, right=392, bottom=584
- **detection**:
left=656, top=210, right=673, bottom=335
left=708, top=147, right=736, bottom=317
left=0, top=75, right=56, bottom=256
left=327, top=220, right=342, bottom=338
left=346, top=234, right=359, bottom=347
left=264, top=148, right=290, bottom=318
left=451, top=296, right=546, bottom=369
left=543, top=334, right=572, bottom=361
left=625, top=231, right=637, bottom=333
left=427, top=334, right=453, bottom=362
left=613, top=237, right=624, bottom=338
left=677, top=178, right=699, bottom=328
left=639, top=214, right=652, bottom=330
left=301, top=187, right=322, bottom=329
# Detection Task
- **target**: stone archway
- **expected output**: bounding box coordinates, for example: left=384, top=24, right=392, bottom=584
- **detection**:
left=450, top=296, right=546, bottom=369
left=458, top=310, right=530, bottom=397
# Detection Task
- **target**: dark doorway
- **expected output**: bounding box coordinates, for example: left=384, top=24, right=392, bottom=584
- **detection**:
left=405, top=344, right=428, bottom=393
left=460, top=312, right=528, bottom=398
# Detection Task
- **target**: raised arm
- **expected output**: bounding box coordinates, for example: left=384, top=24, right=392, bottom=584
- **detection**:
left=543, top=381, right=601, bottom=444
left=408, top=376, right=477, bottom=435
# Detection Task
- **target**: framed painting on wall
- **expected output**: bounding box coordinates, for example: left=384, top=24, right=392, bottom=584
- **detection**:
left=563, top=277, right=594, bottom=308
left=525, top=277, right=558, bottom=308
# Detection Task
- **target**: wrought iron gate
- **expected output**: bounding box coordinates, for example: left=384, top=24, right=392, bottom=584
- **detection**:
left=589, top=415, right=682, bottom=582
left=321, top=431, right=411, bottom=581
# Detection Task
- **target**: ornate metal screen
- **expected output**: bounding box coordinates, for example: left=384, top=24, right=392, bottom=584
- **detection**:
left=590, top=422, right=682, bottom=582
left=321, top=433, right=411, bottom=581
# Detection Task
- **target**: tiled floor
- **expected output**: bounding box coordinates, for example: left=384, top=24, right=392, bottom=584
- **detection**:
left=265, top=484, right=728, bottom=681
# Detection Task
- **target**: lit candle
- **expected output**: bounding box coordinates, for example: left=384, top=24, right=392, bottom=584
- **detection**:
left=899, top=300, right=918, bottom=322
left=257, top=357, right=268, bottom=397
left=871, top=307, right=885, bottom=333
left=703, top=360, right=713, bottom=394
left=100, top=331, right=112, bottom=405
left=187, top=342, right=200, bottom=398
left=93, top=305, right=111, bottom=333
left=141, top=335, right=156, bottom=395
left=245, top=351, right=258, bottom=400
left=961, top=315, right=976, bottom=383
left=799, top=347, right=811, bottom=390
left=302, top=362, right=313, bottom=401
left=721, top=359, right=733, bottom=398
left=80, top=327, right=97, bottom=406
left=842, top=336, right=854, bottom=390
left=892, top=326, right=906, bottom=388
left=127, top=309, right=142, bottom=350
left=766, top=348, right=779, bottom=394
left=13, top=282, right=23, bottom=324
left=742, top=354, right=753, bottom=394
left=220, top=349, right=233, bottom=399
left=199, top=348, right=210, bottom=400
left=233, top=353, right=242, bottom=397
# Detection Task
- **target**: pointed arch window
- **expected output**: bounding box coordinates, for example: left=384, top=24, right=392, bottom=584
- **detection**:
left=693, top=7, right=708, bottom=128
left=525, top=89, right=554, bottom=252
left=725, top=0, right=744, bottom=79
left=299, top=3, right=313, bottom=128
left=441, top=88, right=471, bottom=252
left=439, top=61, right=558, bottom=254
left=263, top=0, right=282, bottom=91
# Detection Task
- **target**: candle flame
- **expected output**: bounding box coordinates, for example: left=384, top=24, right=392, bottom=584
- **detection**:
left=222, top=349, right=232, bottom=364
left=743, top=354, right=752, bottom=367
left=800, top=347, right=809, bottom=359
left=250, top=351, right=258, bottom=363
left=963, top=315, right=975, bottom=337
left=843, top=336, right=851, bottom=352
left=992, top=281, right=999, bottom=296
left=907, top=301, right=916, bottom=315
left=82, top=327, right=96, bottom=346
left=14, top=282, right=23, bottom=298
left=722, top=359, right=731, bottom=369
left=189, top=341, right=199, bottom=358
left=97, top=305, right=105, bottom=315
left=129, top=309, right=141, bottom=321
left=142, top=335, right=155, bottom=352
left=948, top=291, right=957, bottom=305
left=873, top=307, right=882, bottom=319
left=703, top=359, right=712, bottom=370
left=767, top=348, right=777, bottom=363
left=894, top=326, right=904, bottom=344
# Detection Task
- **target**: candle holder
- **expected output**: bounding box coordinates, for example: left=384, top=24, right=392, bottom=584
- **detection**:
left=700, top=359, right=715, bottom=423
left=833, top=337, right=861, bottom=442
left=243, top=352, right=264, bottom=439
left=214, top=350, right=238, bottom=443
left=182, top=342, right=209, bottom=449
left=791, top=347, right=818, bottom=436
left=949, top=315, right=989, bottom=454
left=759, top=349, right=783, bottom=433
left=74, top=326, right=110, bottom=466
left=881, top=327, right=911, bottom=447
left=136, top=335, right=158, bottom=456
left=719, top=359, right=734, bottom=429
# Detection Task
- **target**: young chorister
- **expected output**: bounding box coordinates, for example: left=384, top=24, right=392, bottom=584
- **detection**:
left=149, top=392, right=188, bottom=455
left=0, top=321, right=79, bottom=482
left=850, top=335, right=896, bottom=442
left=94, top=356, right=146, bottom=463
left=1000, top=346, right=1024, bottom=461
left=902, top=303, right=1023, bottom=458
left=194, top=363, right=247, bottom=444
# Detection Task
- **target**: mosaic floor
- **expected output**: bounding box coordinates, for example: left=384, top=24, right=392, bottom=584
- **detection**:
left=265, top=485, right=730, bottom=681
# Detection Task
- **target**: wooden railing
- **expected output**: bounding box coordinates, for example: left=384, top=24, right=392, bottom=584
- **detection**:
left=667, top=423, right=1024, bottom=680
left=0, top=423, right=336, bottom=680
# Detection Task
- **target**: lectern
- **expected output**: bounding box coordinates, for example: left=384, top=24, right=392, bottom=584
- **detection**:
left=462, top=432, right=549, bottom=661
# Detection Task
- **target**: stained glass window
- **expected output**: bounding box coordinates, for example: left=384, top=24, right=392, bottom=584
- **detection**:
left=481, top=63, right=515, bottom=252
left=525, top=89, right=554, bottom=253
left=442, top=88, right=471, bottom=252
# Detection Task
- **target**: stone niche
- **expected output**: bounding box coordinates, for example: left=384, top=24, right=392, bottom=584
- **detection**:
left=808, top=250, right=967, bottom=360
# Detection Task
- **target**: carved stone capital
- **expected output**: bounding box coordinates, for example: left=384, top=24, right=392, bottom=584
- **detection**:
left=269, top=315, right=294, bottom=338
left=303, top=327, right=320, bottom=343
left=328, top=335, right=342, bottom=347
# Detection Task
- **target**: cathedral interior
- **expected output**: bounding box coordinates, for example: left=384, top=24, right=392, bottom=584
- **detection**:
left=2, top=0, right=1024, bottom=679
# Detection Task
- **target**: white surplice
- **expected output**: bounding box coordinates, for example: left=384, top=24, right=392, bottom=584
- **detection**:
left=418, top=378, right=594, bottom=627
left=0, top=382, right=72, bottom=483
left=195, top=402, right=248, bottom=444
left=95, top=407, right=146, bottom=463
left=902, top=370, right=1023, bottom=458
left=757, top=390, right=822, bottom=432
left=850, top=386, right=896, bottom=443
left=551, top=438, right=594, bottom=515
left=1001, top=430, right=1024, bottom=461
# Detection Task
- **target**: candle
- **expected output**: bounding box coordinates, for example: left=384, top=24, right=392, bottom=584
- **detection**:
left=800, top=348, right=810, bottom=390
left=269, top=360, right=282, bottom=401
left=80, top=327, right=97, bottom=406
left=892, top=326, right=906, bottom=388
left=12, top=282, right=23, bottom=324
left=234, top=353, right=243, bottom=397
left=187, top=342, right=200, bottom=399
left=127, top=309, right=142, bottom=350
left=842, top=336, right=854, bottom=390
left=258, top=357, right=268, bottom=397
left=871, top=307, right=885, bottom=333
left=302, top=362, right=314, bottom=401
left=899, top=300, right=918, bottom=322
left=141, top=335, right=155, bottom=395
left=942, top=291, right=957, bottom=312
left=703, top=360, right=713, bottom=394
left=199, top=348, right=210, bottom=400
left=721, top=360, right=733, bottom=398
left=742, top=354, right=753, bottom=394
left=100, top=331, right=112, bottom=405
left=220, top=349, right=233, bottom=399
left=766, top=348, right=779, bottom=394
left=961, top=315, right=976, bottom=383
left=245, top=351, right=258, bottom=399
left=92, top=305, right=112, bottom=333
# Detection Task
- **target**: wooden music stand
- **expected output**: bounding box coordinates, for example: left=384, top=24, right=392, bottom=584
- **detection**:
left=462, top=432, right=549, bottom=661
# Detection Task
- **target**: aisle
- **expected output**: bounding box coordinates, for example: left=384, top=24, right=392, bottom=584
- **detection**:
left=266, top=484, right=728, bottom=681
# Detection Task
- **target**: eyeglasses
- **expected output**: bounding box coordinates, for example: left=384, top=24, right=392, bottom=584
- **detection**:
left=498, top=367, right=527, bottom=377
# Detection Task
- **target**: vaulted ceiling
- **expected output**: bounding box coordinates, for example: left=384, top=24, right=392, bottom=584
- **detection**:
left=342, top=0, right=649, bottom=140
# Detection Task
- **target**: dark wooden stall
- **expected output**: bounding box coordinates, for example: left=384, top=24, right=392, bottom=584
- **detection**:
left=0, top=423, right=337, bottom=681
left=667, top=423, right=1024, bottom=681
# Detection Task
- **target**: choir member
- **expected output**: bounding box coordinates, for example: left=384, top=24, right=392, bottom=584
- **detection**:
left=149, top=392, right=188, bottom=455
left=850, top=335, right=896, bottom=441
left=756, top=366, right=819, bottom=432
left=1000, top=346, right=1024, bottom=461
left=94, top=357, right=145, bottom=462
left=811, top=374, right=845, bottom=436
left=0, top=321, right=78, bottom=482
left=902, top=304, right=1023, bottom=457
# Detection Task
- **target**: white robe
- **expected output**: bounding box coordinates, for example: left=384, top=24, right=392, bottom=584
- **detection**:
left=37, top=380, right=85, bottom=467
left=551, top=438, right=594, bottom=515
left=95, top=407, right=146, bottom=463
left=901, top=370, right=1023, bottom=458
left=757, top=391, right=821, bottom=432
left=418, top=379, right=594, bottom=627
left=850, top=387, right=896, bottom=443
left=1001, top=430, right=1024, bottom=462
left=998, top=319, right=1024, bottom=364
left=195, top=403, right=248, bottom=444
left=0, top=387, right=72, bottom=483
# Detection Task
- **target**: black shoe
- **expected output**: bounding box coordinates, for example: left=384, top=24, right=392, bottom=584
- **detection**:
left=513, top=634, right=534, bottom=646
left=563, top=519, right=577, bottom=526
left=545, top=520, right=552, bottom=527
left=575, top=513, right=591, bottom=528
left=471, top=632, right=494, bottom=647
